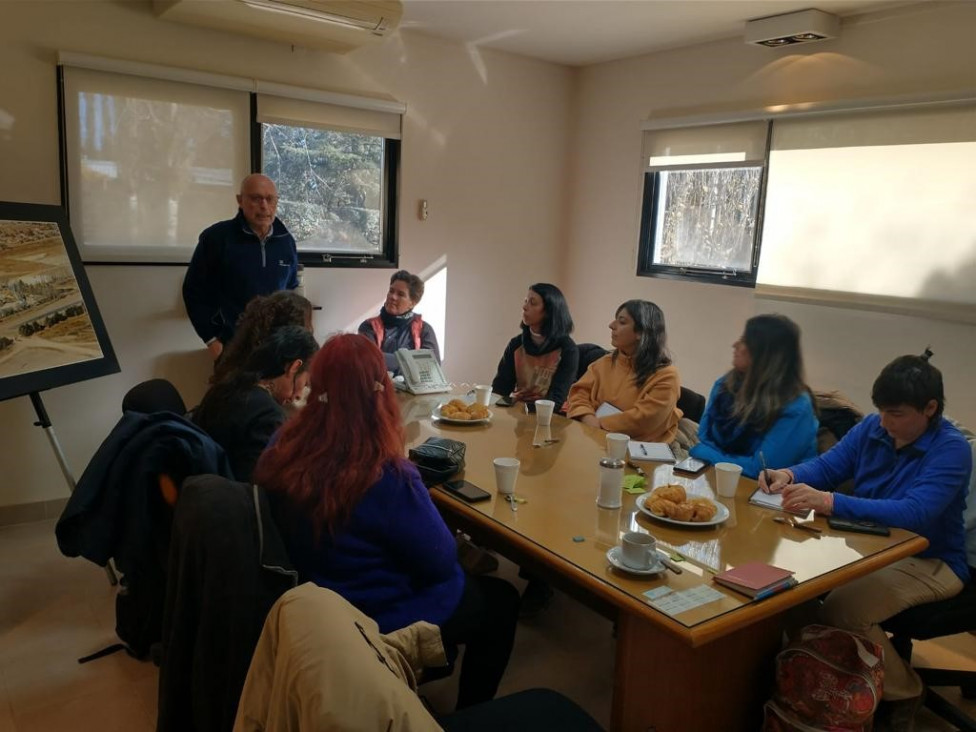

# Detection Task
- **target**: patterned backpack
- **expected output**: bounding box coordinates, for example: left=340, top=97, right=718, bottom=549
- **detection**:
left=763, top=624, right=884, bottom=731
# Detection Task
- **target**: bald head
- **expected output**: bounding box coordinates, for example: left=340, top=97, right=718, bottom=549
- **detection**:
left=237, top=174, right=279, bottom=238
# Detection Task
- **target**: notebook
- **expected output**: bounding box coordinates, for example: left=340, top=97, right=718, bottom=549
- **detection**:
left=748, top=487, right=811, bottom=517
left=628, top=441, right=676, bottom=463
left=595, top=402, right=622, bottom=418
left=713, top=561, right=797, bottom=599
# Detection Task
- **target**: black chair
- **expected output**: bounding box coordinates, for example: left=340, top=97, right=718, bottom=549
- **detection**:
left=123, top=378, right=187, bottom=416
left=576, top=343, right=608, bottom=380
left=677, top=386, right=706, bottom=423
left=882, top=575, right=976, bottom=731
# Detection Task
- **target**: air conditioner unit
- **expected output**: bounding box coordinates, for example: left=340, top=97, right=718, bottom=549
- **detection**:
left=153, top=0, right=403, bottom=54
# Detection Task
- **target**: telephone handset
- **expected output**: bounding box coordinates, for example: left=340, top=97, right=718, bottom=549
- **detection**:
left=395, top=348, right=451, bottom=395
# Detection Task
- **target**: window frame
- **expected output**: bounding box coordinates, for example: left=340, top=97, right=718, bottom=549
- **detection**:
left=636, top=122, right=771, bottom=288
left=56, top=56, right=403, bottom=269
left=255, top=129, right=400, bottom=270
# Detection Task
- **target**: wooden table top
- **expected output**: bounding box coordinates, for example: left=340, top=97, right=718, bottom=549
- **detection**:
left=401, top=392, right=928, bottom=647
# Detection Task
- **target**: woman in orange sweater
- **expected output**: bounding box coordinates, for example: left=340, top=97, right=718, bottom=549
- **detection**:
left=567, top=300, right=681, bottom=442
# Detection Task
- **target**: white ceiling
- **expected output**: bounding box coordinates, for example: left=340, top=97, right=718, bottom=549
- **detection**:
left=399, top=0, right=910, bottom=67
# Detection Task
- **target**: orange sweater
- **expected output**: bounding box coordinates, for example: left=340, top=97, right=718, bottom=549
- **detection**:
left=567, top=354, right=682, bottom=442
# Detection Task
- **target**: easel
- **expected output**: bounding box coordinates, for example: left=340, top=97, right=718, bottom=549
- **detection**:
left=30, top=391, right=117, bottom=585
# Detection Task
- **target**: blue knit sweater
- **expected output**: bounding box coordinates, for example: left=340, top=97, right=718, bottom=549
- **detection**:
left=269, top=459, right=465, bottom=634
left=690, top=376, right=819, bottom=479
left=791, top=414, right=971, bottom=582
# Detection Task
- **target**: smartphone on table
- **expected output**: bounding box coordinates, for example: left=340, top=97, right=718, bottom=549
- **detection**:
left=440, top=480, right=492, bottom=503
left=673, top=456, right=709, bottom=476
left=827, top=517, right=891, bottom=536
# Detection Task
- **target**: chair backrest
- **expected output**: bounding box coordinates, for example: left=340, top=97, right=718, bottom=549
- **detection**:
left=677, top=386, right=706, bottom=423
left=576, top=343, right=608, bottom=381
left=123, top=378, right=187, bottom=416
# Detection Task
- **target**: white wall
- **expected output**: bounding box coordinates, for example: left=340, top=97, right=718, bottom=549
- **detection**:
left=0, top=2, right=573, bottom=507
left=565, top=2, right=976, bottom=424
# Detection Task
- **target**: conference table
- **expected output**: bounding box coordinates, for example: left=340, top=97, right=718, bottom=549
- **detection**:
left=399, top=391, right=928, bottom=731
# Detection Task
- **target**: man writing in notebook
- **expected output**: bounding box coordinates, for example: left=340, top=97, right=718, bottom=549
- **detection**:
left=760, top=352, right=971, bottom=731
left=182, top=174, right=299, bottom=360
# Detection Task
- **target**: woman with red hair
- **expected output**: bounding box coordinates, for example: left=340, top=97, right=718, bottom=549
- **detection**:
left=255, top=334, right=518, bottom=709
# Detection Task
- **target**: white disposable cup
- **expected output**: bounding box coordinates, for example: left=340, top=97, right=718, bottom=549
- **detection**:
left=535, top=399, right=555, bottom=426
left=493, top=457, right=520, bottom=496
left=597, top=461, right=623, bottom=509
left=620, top=531, right=657, bottom=570
left=606, top=433, right=629, bottom=460
left=474, top=385, right=492, bottom=407
left=715, top=462, right=743, bottom=498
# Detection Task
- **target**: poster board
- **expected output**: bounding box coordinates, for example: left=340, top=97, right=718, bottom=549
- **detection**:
left=0, top=201, right=119, bottom=402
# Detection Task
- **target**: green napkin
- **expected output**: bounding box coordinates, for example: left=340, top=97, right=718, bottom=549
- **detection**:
left=623, top=475, right=647, bottom=494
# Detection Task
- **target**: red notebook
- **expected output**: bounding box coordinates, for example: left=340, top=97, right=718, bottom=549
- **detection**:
left=714, top=561, right=796, bottom=598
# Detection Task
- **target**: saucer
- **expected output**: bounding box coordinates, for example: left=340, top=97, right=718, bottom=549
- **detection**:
left=606, top=546, right=665, bottom=576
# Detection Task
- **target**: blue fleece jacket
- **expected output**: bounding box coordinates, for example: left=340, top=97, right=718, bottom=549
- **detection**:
left=182, top=210, right=298, bottom=344
left=269, top=459, right=465, bottom=634
left=690, top=376, right=819, bottom=479
left=791, top=414, right=971, bottom=582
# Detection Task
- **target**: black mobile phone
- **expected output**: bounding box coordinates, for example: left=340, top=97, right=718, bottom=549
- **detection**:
left=673, top=457, right=709, bottom=476
left=441, top=480, right=492, bottom=503
left=827, top=517, right=891, bottom=536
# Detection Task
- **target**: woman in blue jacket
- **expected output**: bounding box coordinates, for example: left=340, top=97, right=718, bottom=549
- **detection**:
left=690, top=314, right=818, bottom=478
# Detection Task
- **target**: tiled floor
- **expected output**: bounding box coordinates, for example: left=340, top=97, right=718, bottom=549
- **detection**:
left=1, top=519, right=974, bottom=731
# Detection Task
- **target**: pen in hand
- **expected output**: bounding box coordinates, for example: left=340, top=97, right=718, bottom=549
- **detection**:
left=759, top=451, right=771, bottom=493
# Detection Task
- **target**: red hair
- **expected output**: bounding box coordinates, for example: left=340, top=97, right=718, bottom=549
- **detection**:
left=254, top=333, right=404, bottom=537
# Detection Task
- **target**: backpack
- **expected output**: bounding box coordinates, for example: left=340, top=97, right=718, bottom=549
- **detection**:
left=763, top=624, right=883, bottom=732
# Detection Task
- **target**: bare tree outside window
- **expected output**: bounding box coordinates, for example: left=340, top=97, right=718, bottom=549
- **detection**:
left=653, top=166, right=762, bottom=272
left=262, top=123, right=384, bottom=254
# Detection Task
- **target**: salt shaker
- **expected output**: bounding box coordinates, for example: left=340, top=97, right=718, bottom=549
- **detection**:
left=597, top=457, right=624, bottom=509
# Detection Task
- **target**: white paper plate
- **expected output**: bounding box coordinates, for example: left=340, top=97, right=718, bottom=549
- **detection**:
left=606, top=546, right=665, bottom=576
left=635, top=493, right=729, bottom=527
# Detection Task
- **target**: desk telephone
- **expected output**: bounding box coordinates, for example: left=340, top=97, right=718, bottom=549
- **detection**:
left=395, top=348, right=451, bottom=395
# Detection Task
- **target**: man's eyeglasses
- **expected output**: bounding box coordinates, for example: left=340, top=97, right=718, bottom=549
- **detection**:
left=245, top=194, right=278, bottom=205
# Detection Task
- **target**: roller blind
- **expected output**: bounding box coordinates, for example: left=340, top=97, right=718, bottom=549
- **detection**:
left=62, top=66, right=250, bottom=263
left=759, top=104, right=976, bottom=307
left=256, top=94, right=402, bottom=139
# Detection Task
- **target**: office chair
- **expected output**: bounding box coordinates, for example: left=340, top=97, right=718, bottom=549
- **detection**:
left=676, top=386, right=706, bottom=423
left=575, top=343, right=609, bottom=380
left=883, top=577, right=976, bottom=731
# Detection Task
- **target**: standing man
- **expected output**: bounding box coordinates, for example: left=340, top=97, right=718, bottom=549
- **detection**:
left=183, top=174, right=298, bottom=360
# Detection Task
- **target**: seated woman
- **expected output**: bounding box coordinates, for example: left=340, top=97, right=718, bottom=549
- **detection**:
left=689, top=314, right=818, bottom=478
left=761, top=353, right=971, bottom=725
left=212, top=290, right=313, bottom=385
left=358, top=270, right=440, bottom=373
left=254, top=334, right=518, bottom=710
left=193, top=325, right=318, bottom=482
left=491, top=283, right=578, bottom=410
left=566, top=300, right=681, bottom=443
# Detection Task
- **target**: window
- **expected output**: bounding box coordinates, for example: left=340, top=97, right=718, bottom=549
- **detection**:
left=60, top=66, right=250, bottom=264
left=759, top=103, right=976, bottom=311
left=256, top=94, right=402, bottom=266
left=58, top=55, right=403, bottom=267
left=637, top=121, right=770, bottom=286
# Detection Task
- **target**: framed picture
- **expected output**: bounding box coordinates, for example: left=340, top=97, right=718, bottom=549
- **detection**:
left=0, top=201, right=119, bottom=402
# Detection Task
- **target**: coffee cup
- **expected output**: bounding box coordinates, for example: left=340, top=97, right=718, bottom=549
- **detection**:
left=606, top=433, right=629, bottom=460
left=714, top=462, right=743, bottom=498
left=535, top=399, right=555, bottom=426
left=493, top=457, right=520, bottom=496
left=473, top=385, right=492, bottom=407
left=620, top=531, right=657, bottom=570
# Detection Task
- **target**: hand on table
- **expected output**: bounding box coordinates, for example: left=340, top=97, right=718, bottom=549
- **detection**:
left=782, top=483, right=834, bottom=515
left=580, top=414, right=601, bottom=429
left=512, top=389, right=543, bottom=403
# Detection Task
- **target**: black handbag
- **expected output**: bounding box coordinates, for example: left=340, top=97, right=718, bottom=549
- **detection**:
left=408, top=437, right=466, bottom=486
